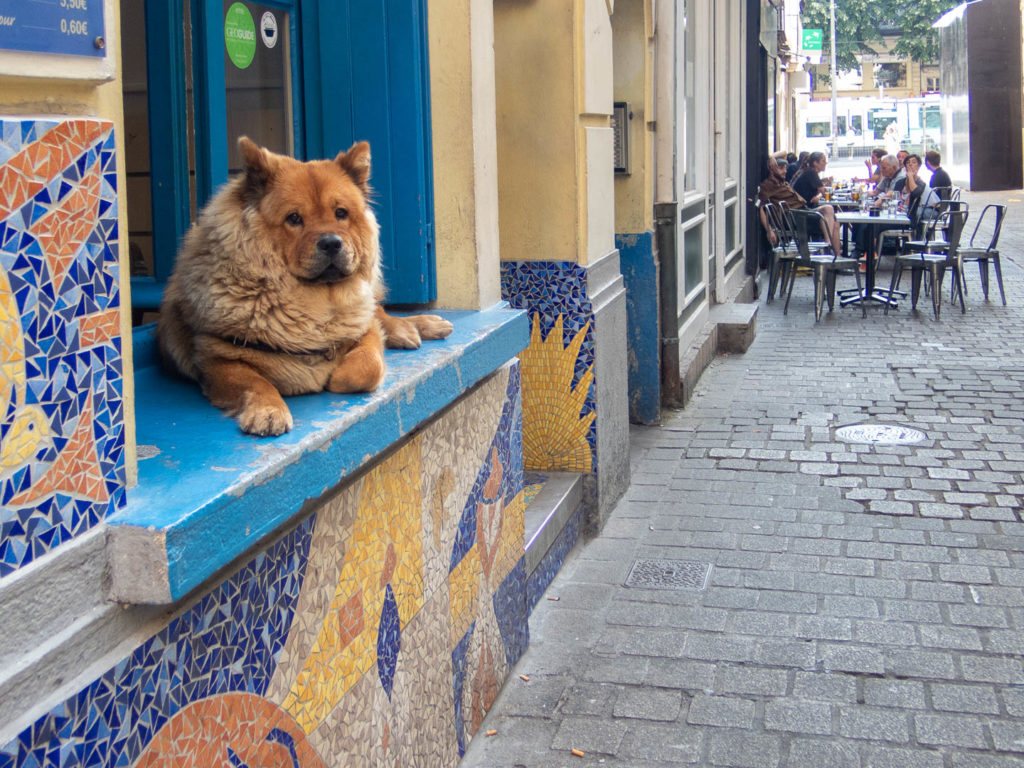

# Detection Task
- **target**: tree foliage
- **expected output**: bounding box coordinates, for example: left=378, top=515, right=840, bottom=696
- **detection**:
left=801, top=0, right=960, bottom=71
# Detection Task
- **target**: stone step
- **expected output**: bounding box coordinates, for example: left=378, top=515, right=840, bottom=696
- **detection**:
left=709, top=301, right=758, bottom=354
left=522, top=471, right=584, bottom=611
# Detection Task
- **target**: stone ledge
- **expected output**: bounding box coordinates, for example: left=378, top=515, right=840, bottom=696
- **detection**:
left=524, top=472, right=584, bottom=576
left=107, top=304, right=529, bottom=605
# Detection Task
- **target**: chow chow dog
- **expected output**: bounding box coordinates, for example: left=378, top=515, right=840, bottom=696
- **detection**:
left=157, top=137, right=452, bottom=436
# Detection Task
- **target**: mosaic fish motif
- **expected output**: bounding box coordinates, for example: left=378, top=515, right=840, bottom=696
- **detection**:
left=0, top=265, right=50, bottom=470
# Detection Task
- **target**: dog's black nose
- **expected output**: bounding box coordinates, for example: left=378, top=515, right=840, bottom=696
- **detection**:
left=317, top=234, right=343, bottom=256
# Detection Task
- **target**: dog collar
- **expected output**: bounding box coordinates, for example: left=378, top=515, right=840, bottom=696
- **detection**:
left=223, top=335, right=338, bottom=361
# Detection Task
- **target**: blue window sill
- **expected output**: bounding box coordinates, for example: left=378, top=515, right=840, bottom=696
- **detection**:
left=106, top=304, right=529, bottom=605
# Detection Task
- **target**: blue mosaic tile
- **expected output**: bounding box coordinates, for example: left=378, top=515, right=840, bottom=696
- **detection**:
left=449, top=361, right=524, bottom=574
left=450, top=622, right=475, bottom=757
left=492, top=558, right=529, bottom=666
left=376, top=583, right=401, bottom=700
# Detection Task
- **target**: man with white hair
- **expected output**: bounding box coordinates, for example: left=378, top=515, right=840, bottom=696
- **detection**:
left=868, top=155, right=903, bottom=201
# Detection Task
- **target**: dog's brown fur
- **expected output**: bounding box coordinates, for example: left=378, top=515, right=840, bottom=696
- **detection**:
left=157, top=137, right=452, bottom=436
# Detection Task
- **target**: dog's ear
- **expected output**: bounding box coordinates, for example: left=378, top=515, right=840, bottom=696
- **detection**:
left=238, top=136, right=278, bottom=199
left=334, top=141, right=371, bottom=193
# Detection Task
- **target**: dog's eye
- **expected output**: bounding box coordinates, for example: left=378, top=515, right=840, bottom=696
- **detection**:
left=286, top=212, right=303, bottom=227
left=335, top=207, right=349, bottom=221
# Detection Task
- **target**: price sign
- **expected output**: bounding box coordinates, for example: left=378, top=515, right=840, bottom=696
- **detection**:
left=0, top=0, right=106, bottom=58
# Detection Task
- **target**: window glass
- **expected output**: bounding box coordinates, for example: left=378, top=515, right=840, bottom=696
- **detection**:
left=121, top=0, right=153, bottom=279
left=223, top=1, right=293, bottom=172
left=725, top=202, right=736, bottom=254
left=874, top=62, right=906, bottom=89
left=683, top=222, right=703, bottom=295
left=806, top=121, right=830, bottom=138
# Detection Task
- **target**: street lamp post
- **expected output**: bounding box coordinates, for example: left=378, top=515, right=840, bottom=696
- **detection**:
left=830, top=0, right=838, bottom=158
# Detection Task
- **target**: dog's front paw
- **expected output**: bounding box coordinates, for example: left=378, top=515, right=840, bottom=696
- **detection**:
left=383, top=315, right=422, bottom=350
left=328, top=347, right=385, bottom=393
left=237, top=401, right=293, bottom=436
left=414, top=314, right=453, bottom=340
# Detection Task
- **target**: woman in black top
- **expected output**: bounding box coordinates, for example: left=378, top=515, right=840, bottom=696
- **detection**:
left=791, top=152, right=829, bottom=206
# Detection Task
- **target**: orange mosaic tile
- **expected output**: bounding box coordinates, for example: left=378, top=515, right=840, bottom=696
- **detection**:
left=337, top=590, right=365, bottom=648
left=135, top=693, right=327, bottom=768
left=0, top=120, right=108, bottom=220
left=79, top=309, right=121, bottom=348
left=9, top=393, right=108, bottom=505
left=31, top=162, right=102, bottom=282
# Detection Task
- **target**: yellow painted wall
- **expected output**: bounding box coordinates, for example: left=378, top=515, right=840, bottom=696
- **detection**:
left=428, top=0, right=502, bottom=310
left=0, top=9, right=135, bottom=485
left=494, top=1, right=580, bottom=264
left=611, top=0, right=654, bottom=234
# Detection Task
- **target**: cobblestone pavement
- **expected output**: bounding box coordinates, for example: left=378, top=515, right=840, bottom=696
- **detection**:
left=461, top=190, right=1024, bottom=768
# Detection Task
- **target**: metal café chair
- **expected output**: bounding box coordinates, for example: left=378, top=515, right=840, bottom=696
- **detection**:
left=758, top=201, right=796, bottom=304
left=957, top=203, right=1007, bottom=306
left=885, top=208, right=968, bottom=319
left=784, top=208, right=864, bottom=322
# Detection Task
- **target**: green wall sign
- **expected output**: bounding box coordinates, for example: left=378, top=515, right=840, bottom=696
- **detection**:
left=224, top=2, right=256, bottom=69
left=801, top=29, right=824, bottom=52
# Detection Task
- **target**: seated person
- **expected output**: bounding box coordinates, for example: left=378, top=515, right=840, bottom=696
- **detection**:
left=758, top=157, right=840, bottom=255
left=867, top=155, right=902, bottom=201
left=853, top=155, right=906, bottom=257
left=790, top=152, right=833, bottom=204
left=787, top=151, right=807, bottom=183
left=925, top=150, right=952, bottom=198
left=858, top=148, right=886, bottom=185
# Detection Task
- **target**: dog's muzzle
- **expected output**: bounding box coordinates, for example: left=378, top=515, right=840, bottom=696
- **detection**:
left=312, top=234, right=355, bottom=282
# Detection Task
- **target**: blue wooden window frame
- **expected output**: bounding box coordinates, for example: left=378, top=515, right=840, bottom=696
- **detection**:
left=130, top=0, right=435, bottom=309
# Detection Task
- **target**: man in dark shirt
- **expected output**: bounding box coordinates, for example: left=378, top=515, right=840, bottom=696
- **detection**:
left=758, top=158, right=839, bottom=254
left=925, top=150, right=952, bottom=198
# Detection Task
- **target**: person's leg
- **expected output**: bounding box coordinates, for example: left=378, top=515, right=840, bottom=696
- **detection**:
left=819, top=204, right=840, bottom=255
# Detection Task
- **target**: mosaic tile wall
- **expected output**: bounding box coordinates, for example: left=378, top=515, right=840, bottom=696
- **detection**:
left=501, top=262, right=596, bottom=474
left=1, top=364, right=525, bottom=768
left=0, top=118, right=125, bottom=578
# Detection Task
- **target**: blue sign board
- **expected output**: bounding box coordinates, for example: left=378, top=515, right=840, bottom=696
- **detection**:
left=0, top=0, right=106, bottom=58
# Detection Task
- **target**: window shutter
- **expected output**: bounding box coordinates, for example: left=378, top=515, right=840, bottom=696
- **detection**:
left=305, top=0, right=435, bottom=304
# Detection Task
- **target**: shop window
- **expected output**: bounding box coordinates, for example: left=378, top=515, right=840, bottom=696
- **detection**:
left=121, top=0, right=435, bottom=319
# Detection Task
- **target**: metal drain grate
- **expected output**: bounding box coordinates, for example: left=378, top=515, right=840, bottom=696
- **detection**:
left=625, top=558, right=711, bottom=591
left=835, top=424, right=926, bottom=445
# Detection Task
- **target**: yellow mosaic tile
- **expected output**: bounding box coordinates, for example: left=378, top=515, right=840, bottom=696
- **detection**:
left=284, top=437, right=425, bottom=733
left=519, top=314, right=594, bottom=473
left=493, top=490, right=526, bottom=584
left=448, top=545, right=480, bottom=648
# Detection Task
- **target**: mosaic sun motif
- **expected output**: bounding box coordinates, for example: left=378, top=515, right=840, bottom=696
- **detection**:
left=519, top=314, right=595, bottom=473
left=501, top=261, right=597, bottom=474
left=0, top=118, right=124, bottom=579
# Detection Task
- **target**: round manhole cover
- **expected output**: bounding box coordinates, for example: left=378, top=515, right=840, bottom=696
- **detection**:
left=835, top=424, right=926, bottom=445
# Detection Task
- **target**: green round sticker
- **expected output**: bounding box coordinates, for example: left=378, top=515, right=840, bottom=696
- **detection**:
left=224, top=3, right=256, bottom=69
